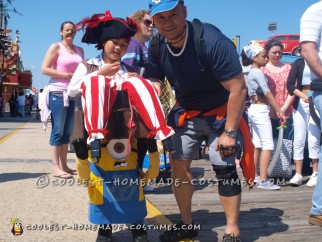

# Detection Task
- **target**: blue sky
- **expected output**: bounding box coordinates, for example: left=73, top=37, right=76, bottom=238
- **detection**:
left=5, top=0, right=318, bottom=89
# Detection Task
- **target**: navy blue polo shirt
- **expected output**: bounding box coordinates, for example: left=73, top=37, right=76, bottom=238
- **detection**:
left=145, top=21, right=242, bottom=112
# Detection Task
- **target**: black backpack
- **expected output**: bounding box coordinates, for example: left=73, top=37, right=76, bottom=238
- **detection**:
left=150, top=18, right=208, bottom=70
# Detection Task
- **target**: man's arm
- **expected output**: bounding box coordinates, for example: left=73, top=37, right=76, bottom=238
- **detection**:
left=301, top=41, right=322, bottom=80
left=222, top=73, right=247, bottom=131
left=217, top=73, right=247, bottom=149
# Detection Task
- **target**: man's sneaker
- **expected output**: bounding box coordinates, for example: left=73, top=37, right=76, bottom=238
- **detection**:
left=96, top=224, right=112, bottom=242
left=159, top=221, right=198, bottom=242
left=289, top=173, right=303, bottom=186
left=308, top=214, right=322, bottom=226
left=257, top=179, right=280, bottom=190
left=131, top=227, right=149, bottom=242
left=307, top=172, right=318, bottom=188
left=222, top=233, right=241, bottom=242
left=254, top=175, right=260, bottom=184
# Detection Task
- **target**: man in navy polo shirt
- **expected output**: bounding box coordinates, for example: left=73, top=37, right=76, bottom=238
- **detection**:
left=145, top=0, right=252, bottom=241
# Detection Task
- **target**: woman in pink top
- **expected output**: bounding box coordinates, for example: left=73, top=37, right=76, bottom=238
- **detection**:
left=41, top=21, right=84, bottom=179
left=262, top=39, right=294, bottom=138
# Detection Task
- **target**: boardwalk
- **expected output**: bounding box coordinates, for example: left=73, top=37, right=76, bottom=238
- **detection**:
left=146, top=159, right=322, bottom=242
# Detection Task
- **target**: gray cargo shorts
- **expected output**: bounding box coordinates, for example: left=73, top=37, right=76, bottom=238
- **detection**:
left=170, top=117, right=243, bottom=166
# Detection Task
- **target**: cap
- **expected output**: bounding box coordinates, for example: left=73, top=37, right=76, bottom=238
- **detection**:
left=149, top=0, right=183, bottom=18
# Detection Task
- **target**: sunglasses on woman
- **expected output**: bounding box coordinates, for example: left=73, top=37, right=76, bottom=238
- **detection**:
left=143, top=19, right=153, bottom=27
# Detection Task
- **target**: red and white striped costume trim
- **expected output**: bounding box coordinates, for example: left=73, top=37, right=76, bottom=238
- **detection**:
left=81, top=75, right=117, bottom=143
left=121, top=76, right=174, bottom=140
left=81, top=73, right=174, bottom=143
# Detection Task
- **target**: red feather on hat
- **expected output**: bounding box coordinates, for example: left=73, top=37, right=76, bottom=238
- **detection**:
left=76, top=10, right=114, bottom=31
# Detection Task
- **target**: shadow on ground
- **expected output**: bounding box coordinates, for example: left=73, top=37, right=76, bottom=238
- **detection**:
left=0, top=172, right=49, bottom=183
left=161, top=207, right=288, bottom=242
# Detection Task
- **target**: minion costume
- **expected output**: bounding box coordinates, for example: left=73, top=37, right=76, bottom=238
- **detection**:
left=76, top=139, right=159, bottom=224
left=69, top=10, right=173, bottom=242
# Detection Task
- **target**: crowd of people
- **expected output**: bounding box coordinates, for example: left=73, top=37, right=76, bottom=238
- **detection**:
left=0, top=0, right=318, bottom=241
left=5, top=93, right=35, bottom=118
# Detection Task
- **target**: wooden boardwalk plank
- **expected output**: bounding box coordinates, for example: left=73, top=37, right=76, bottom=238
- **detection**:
left=146, top=159, right=322, bottom=242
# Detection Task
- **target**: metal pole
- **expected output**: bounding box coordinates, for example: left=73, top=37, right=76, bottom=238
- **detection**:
left=236, top=35, right=240, bottom=54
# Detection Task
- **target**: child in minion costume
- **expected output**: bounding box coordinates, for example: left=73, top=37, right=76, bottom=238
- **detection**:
left=69, top=10, right=174, bottom=242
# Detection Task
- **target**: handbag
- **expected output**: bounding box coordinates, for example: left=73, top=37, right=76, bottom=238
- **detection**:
left=268, top=138, right=293, bottom=178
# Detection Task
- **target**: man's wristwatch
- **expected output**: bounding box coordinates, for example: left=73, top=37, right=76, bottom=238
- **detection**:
left=224, top=129, right=237, bottom=138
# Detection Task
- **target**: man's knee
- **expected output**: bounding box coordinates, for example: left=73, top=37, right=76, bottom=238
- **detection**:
left=213, top=165, right=242, bottom=197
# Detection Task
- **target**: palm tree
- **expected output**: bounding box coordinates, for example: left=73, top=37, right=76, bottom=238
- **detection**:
left=0, top=0, right=22, bottom=29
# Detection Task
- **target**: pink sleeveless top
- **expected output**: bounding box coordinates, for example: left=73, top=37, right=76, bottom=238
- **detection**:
left=49, top=42, right=83, bottom=91
left=262, top=64, right=292, bottom=119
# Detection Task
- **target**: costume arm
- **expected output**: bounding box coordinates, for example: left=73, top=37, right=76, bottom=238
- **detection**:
left=76, top=158, right=91, bottom=186
left=139, top=151, right=160, bottom=181
left=68, top=62, right=98, bottom=97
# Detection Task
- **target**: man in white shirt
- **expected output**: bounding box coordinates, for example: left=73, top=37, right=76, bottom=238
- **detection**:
left=300, top=0, right=322, bottom=227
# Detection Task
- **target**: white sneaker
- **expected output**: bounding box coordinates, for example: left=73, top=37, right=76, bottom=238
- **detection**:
left=257, top=179, right=281, bottom=190
left=307, top=172, right=318, bottom=188
left=289, top=173, right=303, bottom=186
left=143, top=185, right=155, bottom=192
left=254, top=175, right=260, bottom=184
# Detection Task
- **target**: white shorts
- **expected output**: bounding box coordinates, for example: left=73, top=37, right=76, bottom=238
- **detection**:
left=247, top=104, right=274, bottom=150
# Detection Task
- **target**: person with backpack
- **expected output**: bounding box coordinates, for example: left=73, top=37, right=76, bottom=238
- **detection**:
left=145, top=1, right=255, bottom=241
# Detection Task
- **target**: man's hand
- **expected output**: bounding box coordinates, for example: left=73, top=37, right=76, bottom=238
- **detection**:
left=149, top=78, right=164, bottom=97
left=215, top=133, right=238, bottom=158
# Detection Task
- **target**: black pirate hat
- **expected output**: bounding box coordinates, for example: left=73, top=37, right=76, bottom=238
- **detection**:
left=77, top=10, right=139, bottom=49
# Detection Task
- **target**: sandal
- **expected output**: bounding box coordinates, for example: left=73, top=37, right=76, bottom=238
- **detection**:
left=67, top=169, right=77, bottom=175
left=222, top=233, right=241, bottom=242
left=53, top=173, right=73, bottom=179
left=159, top=221, right=198, bottom=242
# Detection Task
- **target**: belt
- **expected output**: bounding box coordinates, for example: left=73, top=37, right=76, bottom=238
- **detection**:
left=302, top=85, right=311, bottom=90
left=176, top=103, right=227, bottom=127
left=174, top=102, right=255, bottom=187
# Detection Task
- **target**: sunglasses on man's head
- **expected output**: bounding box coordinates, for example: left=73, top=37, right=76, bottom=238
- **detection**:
left=143, top=19, right=153, bottom=27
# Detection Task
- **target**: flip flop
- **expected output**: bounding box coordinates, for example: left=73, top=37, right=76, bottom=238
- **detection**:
left=67, top=169, right=77, bottom=175
left=53, top=173, right=73, bottom=179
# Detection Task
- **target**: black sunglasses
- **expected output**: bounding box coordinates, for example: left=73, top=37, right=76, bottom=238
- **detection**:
left=143, top=19, right=153, bottom=27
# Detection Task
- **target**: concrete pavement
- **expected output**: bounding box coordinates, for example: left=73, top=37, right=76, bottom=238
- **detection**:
left=0, top=112, right=164, bottom=242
